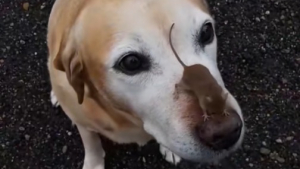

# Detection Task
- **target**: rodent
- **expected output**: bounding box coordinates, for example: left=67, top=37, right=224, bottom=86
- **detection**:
left=169, top=23, right=229, bottom=120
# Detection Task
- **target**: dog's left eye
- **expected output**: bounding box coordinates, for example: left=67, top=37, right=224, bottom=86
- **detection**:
left=199, top=22, right=214, bottom=46
left=115, top=53, right=150, bottom=75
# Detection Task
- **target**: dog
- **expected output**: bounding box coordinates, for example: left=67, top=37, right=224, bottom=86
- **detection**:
left=47, top=0, right=245, bottom=168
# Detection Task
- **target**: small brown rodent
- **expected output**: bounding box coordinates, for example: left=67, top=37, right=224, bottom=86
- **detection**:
left=169, top=23, right=229, bottom=120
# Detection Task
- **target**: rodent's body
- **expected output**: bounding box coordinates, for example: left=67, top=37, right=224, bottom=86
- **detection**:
left=181, top=65, right=227, bottom=115
left=169, top=23, right=228, bottom=119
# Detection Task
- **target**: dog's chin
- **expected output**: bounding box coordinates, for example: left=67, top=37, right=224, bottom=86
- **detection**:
left=177, top=143, right=241, bottom=165
left=175, top=146, right=231, bottom=164
left=167, top=128, right=245, bottom=165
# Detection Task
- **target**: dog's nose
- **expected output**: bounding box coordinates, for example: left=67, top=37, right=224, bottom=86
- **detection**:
left=197, top=111, right=242, bottom=151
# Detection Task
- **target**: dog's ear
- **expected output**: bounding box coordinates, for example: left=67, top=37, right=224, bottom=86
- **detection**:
left=53, top=34, right=85, bottom=104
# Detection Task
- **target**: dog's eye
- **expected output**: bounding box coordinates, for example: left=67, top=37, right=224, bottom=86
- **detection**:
left=199, top=22, right=214, bottom=45
left=116, top=53, right=150, bottom=75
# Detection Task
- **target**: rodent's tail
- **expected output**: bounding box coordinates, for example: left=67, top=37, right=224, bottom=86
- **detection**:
left=169, top=23, right=186, bottom=67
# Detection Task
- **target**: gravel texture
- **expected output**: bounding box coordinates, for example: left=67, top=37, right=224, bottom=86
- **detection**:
left=0, top=0, right=299, bottom=169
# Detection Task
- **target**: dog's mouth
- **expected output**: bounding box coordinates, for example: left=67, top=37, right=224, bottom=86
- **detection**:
left=169, top=132, right=243, bottom=164
left=160, top=107, right=244, bottom=163
left=167, top=89, right=245, bottom=161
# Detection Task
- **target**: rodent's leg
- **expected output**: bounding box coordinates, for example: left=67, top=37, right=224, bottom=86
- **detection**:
left=223, top=93, right=230, bottom=116
left=223, top=109, right=230, bottom=116
left=202, top=112, right=210, bottom=121
left=199, top=98, right=210, bottom=121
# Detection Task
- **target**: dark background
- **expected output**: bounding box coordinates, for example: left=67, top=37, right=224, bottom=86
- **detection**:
left=0, top=0, right=299, bottom=168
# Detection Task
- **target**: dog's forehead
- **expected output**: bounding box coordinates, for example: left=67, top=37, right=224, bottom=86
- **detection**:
left=113, top=0, right=210, bottom=30
left=77, top=0, right=211, bottom=64
left=188, top=0, right=210, bottom=13
left=80, top=0, right=210, bottom=35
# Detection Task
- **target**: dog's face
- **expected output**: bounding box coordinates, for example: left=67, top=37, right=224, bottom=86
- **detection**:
left=54, top=0, right=245, bottom=163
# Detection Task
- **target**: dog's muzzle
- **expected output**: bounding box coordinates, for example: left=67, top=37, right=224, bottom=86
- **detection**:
left=196, top=110, right=242, bottom=151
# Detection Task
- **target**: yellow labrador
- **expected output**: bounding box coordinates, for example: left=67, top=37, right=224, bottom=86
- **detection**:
left=47, top=0, right=245, bottom=168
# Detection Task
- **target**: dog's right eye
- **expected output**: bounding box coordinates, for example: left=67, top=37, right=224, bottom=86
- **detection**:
left=115, top=53, right=150, bottom=75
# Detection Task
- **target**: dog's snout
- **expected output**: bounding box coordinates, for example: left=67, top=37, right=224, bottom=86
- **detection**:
left=196, top=111, right=242, bottom=151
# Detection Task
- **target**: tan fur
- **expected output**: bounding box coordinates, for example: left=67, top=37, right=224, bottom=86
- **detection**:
left=188, top=0, right=210, bottom=14
left=47, top=1, right=244, bottom=167
left=47, top=0, right=152, bottom=145
left=47, top=0, right=208, bottom=143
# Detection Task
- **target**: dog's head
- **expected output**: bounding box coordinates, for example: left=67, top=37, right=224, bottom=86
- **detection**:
left=49, top=0, right=245, bottom=164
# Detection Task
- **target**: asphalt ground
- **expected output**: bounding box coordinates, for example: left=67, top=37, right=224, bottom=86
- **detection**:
left=0, top=0, right=299, bottom=169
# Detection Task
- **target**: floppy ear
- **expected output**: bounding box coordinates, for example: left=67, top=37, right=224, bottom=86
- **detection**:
left=53, top=34, right=85, bottom=104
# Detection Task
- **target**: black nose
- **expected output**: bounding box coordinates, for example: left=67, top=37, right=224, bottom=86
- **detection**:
left=197, top=111, right=242, bottom=151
